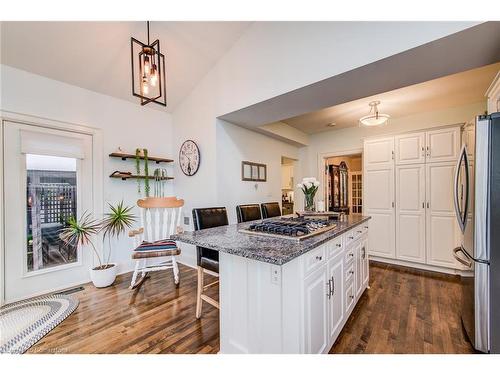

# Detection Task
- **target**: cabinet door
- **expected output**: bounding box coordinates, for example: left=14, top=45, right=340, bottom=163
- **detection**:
left=395, top=132, right=426, bottom=165
left=354, top=240, right=363, bottom=298
left=361, top=236, right=369, bottom=286
left=364, top=137, right=394, bottom=168
left=425, top=162, right=460, bottom=268
left=327, top=253, right=344, bottom=344
left=395, top=164, right=426, bottom=263
left=364, top=166, right=395, bottom=258
left=426, top=127, right=460, bottom=163
left=303, top=266, right=329, bottom=354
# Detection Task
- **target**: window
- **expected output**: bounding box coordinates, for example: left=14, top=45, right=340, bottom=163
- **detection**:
left=350, top=172, right=363, bottom=214
left=26, top=154, right=78, bottom=272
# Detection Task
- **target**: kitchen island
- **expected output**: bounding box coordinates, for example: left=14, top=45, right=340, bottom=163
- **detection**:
left=173, top=214, right=371, bottom=353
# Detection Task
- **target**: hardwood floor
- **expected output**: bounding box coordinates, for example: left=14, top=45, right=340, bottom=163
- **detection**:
left=29, top=264, right=220, bottom=354
left=330, top=261, right=475, bottom=354
left=29, top=261, right=475, bottom=354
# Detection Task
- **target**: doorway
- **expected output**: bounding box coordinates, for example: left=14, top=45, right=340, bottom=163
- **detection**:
left=281, top=156, right=297, bottom=215
left=322, top=153, right=363, bottom=214
left=2, top=121, right=95, bottom=303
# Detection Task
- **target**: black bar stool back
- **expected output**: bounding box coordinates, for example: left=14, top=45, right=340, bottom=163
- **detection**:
left=236, top=204, right=262, bottom=223
left=261, top=202, right=282, bottom=219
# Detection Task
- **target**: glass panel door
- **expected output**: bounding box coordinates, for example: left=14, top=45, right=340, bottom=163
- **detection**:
left=3, top=121, right=93, bottom=303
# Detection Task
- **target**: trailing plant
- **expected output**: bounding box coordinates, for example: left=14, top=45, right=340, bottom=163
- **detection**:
left=143, top=148, right=150, bottom=197
left=135, top=148, right=141, bottom=194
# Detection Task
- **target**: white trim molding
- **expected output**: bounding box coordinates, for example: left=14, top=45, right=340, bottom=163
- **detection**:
left=0, top=111, right=104, bottom=305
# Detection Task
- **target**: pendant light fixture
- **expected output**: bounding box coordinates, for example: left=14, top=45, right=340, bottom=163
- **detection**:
left=131, top=21, right=166, bottom=106
left=359, top=100, right=390, bottom=127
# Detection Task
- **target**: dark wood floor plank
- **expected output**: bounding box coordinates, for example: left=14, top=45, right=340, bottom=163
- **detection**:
left=28, top=261, right=475, bottom=354
left=330, top=261, right=475, bottom=354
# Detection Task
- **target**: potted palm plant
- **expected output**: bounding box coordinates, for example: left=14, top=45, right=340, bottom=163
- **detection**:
left=60, top=201, right=136, bottom=288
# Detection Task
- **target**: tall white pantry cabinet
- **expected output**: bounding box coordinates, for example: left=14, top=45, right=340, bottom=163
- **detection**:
left=363, top=125, right=464, bottom=271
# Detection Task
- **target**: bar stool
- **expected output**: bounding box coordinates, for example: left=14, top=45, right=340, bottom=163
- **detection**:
left=192, top=207, right=228, bottom=318
left=261, top=202, right=282, bottom=219
left=236, top=204, right=262, bottom=223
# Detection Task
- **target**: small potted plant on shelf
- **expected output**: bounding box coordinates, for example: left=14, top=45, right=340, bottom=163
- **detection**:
left=60, top=201, right=136, bottom=288
left=297, top=177, right=320, bottom=212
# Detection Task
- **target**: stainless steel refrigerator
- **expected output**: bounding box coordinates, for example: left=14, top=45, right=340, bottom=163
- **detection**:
left=453, top=112, right=500, bottom=353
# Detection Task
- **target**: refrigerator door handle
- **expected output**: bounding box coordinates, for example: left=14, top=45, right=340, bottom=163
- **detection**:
left=453, top=246, right=472, bottom=268
left=453, top=145, right=469, bottom=234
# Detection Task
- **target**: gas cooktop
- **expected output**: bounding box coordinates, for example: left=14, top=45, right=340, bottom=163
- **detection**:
left=239, top=217, right=337, bottom=241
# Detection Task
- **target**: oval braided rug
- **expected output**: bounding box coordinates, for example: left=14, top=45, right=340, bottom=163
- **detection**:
left=0, top=294, right=79, bottom=354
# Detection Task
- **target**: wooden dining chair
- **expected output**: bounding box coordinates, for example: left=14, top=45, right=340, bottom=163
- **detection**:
left=129, top=197, right=184, bottom=289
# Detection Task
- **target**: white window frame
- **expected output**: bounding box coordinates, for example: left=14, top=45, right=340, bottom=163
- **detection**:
left=0, top=111, right=103, bottom=306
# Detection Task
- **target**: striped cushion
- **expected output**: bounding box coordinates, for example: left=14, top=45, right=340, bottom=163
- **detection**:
left=134, top=239, right=178, bottom=252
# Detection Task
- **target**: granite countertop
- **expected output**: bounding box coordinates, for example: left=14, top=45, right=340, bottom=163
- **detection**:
left=172, top=214, right=371, bottom=266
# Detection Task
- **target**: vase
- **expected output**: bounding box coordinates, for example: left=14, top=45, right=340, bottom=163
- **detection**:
left=304, top=194, right=315, bottom=212
left=90, top=263, right=117, bottom=288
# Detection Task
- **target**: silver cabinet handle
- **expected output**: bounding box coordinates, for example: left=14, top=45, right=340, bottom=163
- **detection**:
left=357, top=230, right=362, bottom=234
left=336, top=243, right=342, bottom=248
left=349, top=253, right=354, bottom=257
left=349, top=270, right=354, bottom=275
left=316, top=255, right=322, bottom=261
left=326, top=279, right=332, bottom=299
left=362, top=247, right=366, bottom=259
left=421, top=146, right=425, bottom=157
left=331, top=277, right=335, bottom=295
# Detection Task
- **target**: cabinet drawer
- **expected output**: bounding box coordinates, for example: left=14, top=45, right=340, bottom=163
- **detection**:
left=345, top=281, right=355, bottom=313
left=344, top=247, right=355, bottom=265
left=345, top=262, right=355, bottom=283
left=303, top=245, right=327, bottom=276
left=327, top=237, right=343, bottom=259
left=345, top=230, right=356, bottom=246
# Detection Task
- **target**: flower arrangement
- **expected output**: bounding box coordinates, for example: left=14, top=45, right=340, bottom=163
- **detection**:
left=297, top=177, right=320, bottom=212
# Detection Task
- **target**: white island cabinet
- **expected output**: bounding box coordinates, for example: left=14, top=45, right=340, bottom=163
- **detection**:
left=218, top=220, right=370, bottom=354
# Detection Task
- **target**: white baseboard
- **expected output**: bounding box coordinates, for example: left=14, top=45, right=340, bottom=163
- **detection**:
left=369, top=256, right=467, bottom=276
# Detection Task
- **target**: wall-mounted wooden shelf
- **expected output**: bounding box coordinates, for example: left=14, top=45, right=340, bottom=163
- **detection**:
left=109, top=171, right=174, bottom=181
left=109, top=152, right=174, bottom=164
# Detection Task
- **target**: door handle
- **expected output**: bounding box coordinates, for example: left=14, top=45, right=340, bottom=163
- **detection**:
left=453, top=145, right=469, bottom=234
left=331, top=277, right=335, bottom=296
left=453, top=246, right=472, bottom=268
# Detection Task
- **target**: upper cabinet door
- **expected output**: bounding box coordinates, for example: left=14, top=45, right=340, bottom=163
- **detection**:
left=463, top=121, right=475, bottom=160
left=395, top=132, right=426, bottom=165
left=425, top=127, right=461, bottom=163
left=364, top=137, right=394, bottom=169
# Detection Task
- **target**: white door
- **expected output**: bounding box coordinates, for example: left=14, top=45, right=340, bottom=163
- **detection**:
left=395, top=164, right=426, bottom=263
left=364, top=137, right=394, bottom=168
left=3, top=121, right=94, bottom=302
left=426, top=127, right=460, bottom=163
left=425, top=162, right=460, bottom=268
left=327, top=253, right=344, bottom=344
left=395, top=132, right=426, bottom=165
left=303, top=266, right=329, bottom=354
left=364, top=166, right=395, bottom=259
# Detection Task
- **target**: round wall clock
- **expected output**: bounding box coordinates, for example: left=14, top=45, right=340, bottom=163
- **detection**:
left=179, top=140, right=200, bottom=176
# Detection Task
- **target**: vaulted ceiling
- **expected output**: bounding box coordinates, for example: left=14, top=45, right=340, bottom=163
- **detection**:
left=0, top=21, right=252, bottom=111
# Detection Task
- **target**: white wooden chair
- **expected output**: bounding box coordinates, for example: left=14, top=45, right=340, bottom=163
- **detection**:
left=129, top=197, right=184, bottom=289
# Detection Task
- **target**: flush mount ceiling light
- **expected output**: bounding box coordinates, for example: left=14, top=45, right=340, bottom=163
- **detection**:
left=359, top=100, right=390, bottom=127
left=131, top=21, right=166, bottom=106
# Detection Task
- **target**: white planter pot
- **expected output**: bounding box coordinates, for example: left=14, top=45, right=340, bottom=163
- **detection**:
left=90, top=263, right=117, bottom=288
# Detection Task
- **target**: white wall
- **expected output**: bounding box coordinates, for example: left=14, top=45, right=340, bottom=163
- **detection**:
left=1, top=65, right=174, bottom=276
left=173, top=22, right=477, bottom=265
left=216, top=121, right=299, bottom=223
left=301, top=101, right=487, bottom=201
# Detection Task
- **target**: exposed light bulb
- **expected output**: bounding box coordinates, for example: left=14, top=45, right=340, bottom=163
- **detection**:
left=150, top=65, right=158, bottom=87
left=142, top=75, right=149, bottom=95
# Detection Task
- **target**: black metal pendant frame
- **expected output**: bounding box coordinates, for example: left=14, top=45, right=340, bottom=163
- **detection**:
left=130, top=32, right=167, bottom=107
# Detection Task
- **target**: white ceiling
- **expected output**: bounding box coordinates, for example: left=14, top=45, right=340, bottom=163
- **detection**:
left=0, top=21, right=251, bottom=111
left=282, top=62, right=500, bottom=134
